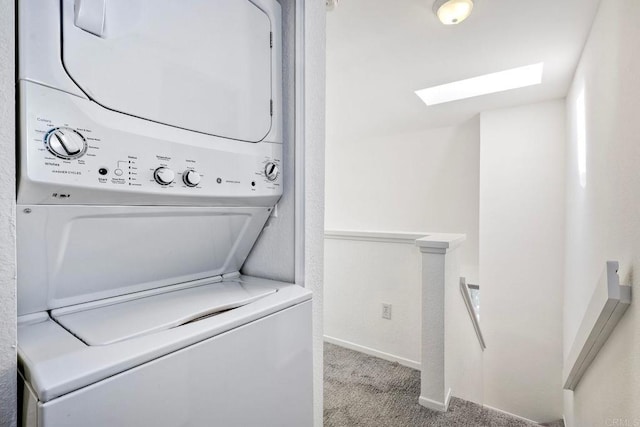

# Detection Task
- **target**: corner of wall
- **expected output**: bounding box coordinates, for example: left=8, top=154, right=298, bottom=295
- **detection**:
left=479, top=100, right=566, bottom=423
left=0, top=0, right=17, bottom=425
left=303, top=0, right=327, bottom=425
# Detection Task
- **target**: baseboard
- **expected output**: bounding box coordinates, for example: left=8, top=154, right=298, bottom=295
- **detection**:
left=323, top=335, right=421, bottom=370
left=483, top=404, right=540, bottom=424
left=418, top=388, right=451, bottom=412
left=444, top=388, right=452, bottom=411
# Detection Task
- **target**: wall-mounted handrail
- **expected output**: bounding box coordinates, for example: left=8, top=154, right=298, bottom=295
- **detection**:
left=460, top=277, right=486, bottom=350
left=563, top=261, right=632, bottom=390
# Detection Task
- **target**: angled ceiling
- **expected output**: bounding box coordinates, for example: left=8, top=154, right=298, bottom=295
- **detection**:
left=326, top=0, right=602, bottom=139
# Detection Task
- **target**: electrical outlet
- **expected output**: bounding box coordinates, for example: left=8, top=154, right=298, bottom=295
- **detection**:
left=382, top=303, right=392, bottom=320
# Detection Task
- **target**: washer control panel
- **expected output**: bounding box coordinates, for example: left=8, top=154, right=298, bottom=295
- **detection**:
left=19, top=82, right=283, bottom=206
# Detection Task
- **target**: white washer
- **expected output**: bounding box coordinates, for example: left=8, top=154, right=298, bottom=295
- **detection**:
left=17, top=1, right=312, bottom=426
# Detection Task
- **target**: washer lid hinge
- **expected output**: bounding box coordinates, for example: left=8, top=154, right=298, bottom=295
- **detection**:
left=270, top=99, right=273, bottom=116
left=270, top=32, right=273, bottom=48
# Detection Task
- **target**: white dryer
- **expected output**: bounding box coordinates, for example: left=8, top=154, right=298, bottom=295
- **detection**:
left=17, top=1, right=312, bottom=426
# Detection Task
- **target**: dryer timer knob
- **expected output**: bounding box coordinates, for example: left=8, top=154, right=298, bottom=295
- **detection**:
left=154, top=167, right=175, bottom=185
left=265, top=162, right=279, bottom=181
left=45, top=127, right=87, bottom=160
left=183, top=169, right=201, bottom=187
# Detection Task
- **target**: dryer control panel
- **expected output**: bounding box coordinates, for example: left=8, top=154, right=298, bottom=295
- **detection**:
left=18, top=82, right=283, bottom=207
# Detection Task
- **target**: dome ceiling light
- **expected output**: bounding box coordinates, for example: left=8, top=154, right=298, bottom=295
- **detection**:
left=326, top=0, right=338, bottom=11
left=433, top=0, right=475, bottom=25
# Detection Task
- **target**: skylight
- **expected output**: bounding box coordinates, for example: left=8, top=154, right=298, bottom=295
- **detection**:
left=415, top=63, right=544, bottom=106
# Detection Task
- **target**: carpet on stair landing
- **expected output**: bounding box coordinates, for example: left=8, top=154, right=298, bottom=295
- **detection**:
left=323, top=342, right=564, bottom=427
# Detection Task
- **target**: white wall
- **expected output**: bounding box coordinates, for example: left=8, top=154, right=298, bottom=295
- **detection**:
left=563, top=0, right=640, bottom=425
left=323, top=95, right=481, bottom=374
left=444, top=265, right=484, bottom=406
left=324, top=236, right=423, bottom=367
left=324, top=119, right=480, bottom=283
left=303, top=0, right=326, bottom=425
left=479, top=100, right=566, bottom=423
left=0, top=0, right=17, bottom=425
left=324, top=0, right=481, bottom=395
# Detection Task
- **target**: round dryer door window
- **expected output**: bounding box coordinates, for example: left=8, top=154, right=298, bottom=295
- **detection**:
left=61, top=0, right=273, bottom=143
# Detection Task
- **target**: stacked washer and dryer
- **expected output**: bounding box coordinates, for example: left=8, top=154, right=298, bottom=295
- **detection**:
left=16, top=1, right=312, bottom=426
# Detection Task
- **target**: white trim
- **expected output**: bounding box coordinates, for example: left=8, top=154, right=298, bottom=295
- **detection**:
left=445, top=388, right=452, bottom=411
left=323, top=230, right=466, bottom=251
left=415, top=233, right=466, bottom=251
left=418, top=388, right=451, bottom=412
left=483, top=404, right=540, bottom=424
left=293, top=0, right=305, bottom=286
left=324, top=229, right=429, bottom=244
left=323, top=335, right=421, bottom=370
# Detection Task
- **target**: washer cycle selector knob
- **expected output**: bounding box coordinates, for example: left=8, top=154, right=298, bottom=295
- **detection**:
left=45, top=127, right=87, bottom=160
left=183, top=169, right=201, bottom=187
left=154, top=167, right=175, bottom=185
left=264, top=162, right=279, bottom=181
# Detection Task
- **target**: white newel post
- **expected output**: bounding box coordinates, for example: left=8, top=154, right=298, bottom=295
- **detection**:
left=415, top=234, right=466, bottom=412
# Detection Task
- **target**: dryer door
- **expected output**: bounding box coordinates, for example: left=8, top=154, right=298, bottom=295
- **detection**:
left=61, top=0, right=274, bottom=142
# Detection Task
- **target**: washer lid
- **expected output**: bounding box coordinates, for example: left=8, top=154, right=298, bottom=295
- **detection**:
left=51, top=279, right=278, bottom=346
left=61, top=0, right=273, bottom=142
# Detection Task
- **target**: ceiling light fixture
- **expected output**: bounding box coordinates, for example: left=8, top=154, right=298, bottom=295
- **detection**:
left=433, top=0, right=474, bottom=25
left=415, top=62, right=545, bottom=106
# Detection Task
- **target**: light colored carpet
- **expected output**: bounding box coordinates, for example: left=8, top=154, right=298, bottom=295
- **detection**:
left=324, top=343, right=563, bottom=427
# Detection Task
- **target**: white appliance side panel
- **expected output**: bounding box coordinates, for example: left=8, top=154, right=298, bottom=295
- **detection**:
left=39, top=301, right=313, bottom=427
left=18, top=0, right=86, bottom=98
left=18, top=372, right=39, bottom=427
left=17, top=205, right=271, bottom=314
left=18, top=81, right=283, bottom=207
left=62, top=0, right=276, bottom=143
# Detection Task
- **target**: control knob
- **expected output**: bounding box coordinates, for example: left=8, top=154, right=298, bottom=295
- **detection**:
left=183, top=169, right=201, bottom=187
left=264, top=162, right=279, bottom=181
left=45, top=127, right=87, bottom=160
left=154, top=167, right=175, bottom=185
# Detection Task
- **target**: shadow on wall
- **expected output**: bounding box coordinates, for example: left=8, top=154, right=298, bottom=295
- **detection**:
left=0, top=366, right=18, bottom=427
